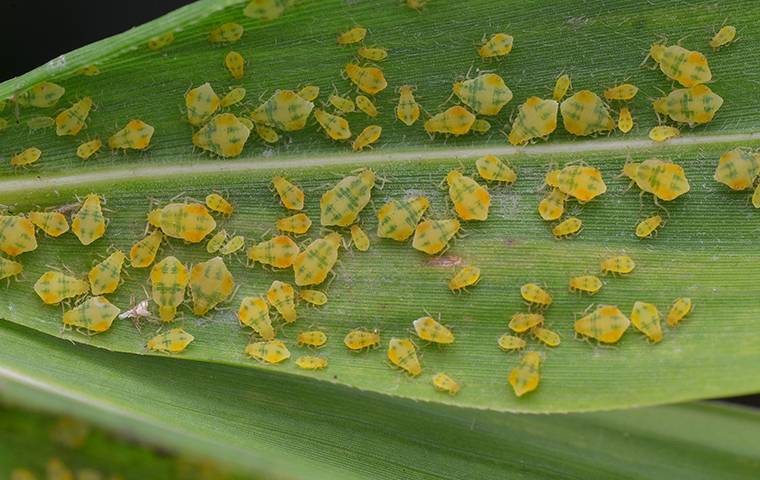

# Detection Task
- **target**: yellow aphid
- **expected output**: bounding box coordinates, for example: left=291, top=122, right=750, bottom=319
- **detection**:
left=653, top=85, right=723, bottom=126
left=293, top=232, right=342, bottom=286
left=538, top=188, right=567, bottom=221
left=296, top=356, right=328, bottom=370
left=71, top=194, right=106, bottom=246
left=130, top=229, right=163, bottom=268
left=337, top=26, right=367, bottom=45
left=79, top=65, right=100, bottom=76
left=357, top=46, right=388, bottom=62
left=603, top=83, right=639, bottom=101
left=272, top=176, right=304, bottom=211
left=600, top=254, right=636, bottom=275
left=298, top=330, right=327, bottom=347
left=405, top=0, right=427, bottom=11
left=344, top=63, right=388, bottom=95
left=352, top=125, right=382, bottom=151
left=208, top=22, right=244, bottom=43
left=320, top=169, right=375, bottom=226
left=350, top=224, right=370, bottom=251
left=10, top=147, right=42, bottom=167
left=251, top=90, right=314, bottom=131
left=387, top=338, right=422, bottom=376
left=630, top=301, right=663, bottom=343
left=297, top=85, right=320, bottom=101
left=189, top=257, right=235, bottom=316
left=0, top=256, right=23, bottom=280
left=238, top=296, right=274, bottom=339
left=452, top=73, right=513, bottom=116
left=147, top=32, right=174, bottom=50
left=76, top=138, right=102, bottom=160
left=300, top=289, right=327, bottom=306
left=243, top=0, right=293, bottom=20
left=508, top=351, right=541, bottom=397
left=220, top=87, right=246, bottom=108
left=29, top=211, right=69, bottom=237
left=247, top=235, right=300, bottom=268
left=267, top=279, right=297, bottom=323
left=531, top=327, right=560, bottom=348
left=475, top=155, right=517, bottom=183
left=424, top=106, right=476, bottom=136
left=344, top=328, right=380, bottom=351
left=509, top=312, right=544, bottom=333
left=413, top=316, right=454, bottom=344
left=449, top=265, right=480, bottom=292
left=205, top=193, right=234, bottom=215
left=150, top=256, right=188, bottom=322
left=432, top=372, right=460, bottom=395
left=396, top=85, right=420, bottom=126
left=88, top=250, right=126, bottom=295
left=471, top=118, right=491, bottom=134
left=479, top=33, right=513, bottom=58
left=108, top=119, right=154, bottom=150
left=0, top=215, right=37, bottom=256
left=193, top=113, right=252, bottom=158
left=627, top=158, right=690, bottom=201
left=553, top=74, right=571, bottom=102
left=560, top=90, right=615, bottom=136
left=26, top=115, right=54, bottom=130
left=329, top=94, right=355, bottom=113
left=714, top=148, right=760, bottom=190
left=276, top=213, right=312, bottom=234
left=618, top=107, right=633, bottom=133
left=575, top=305, right=630, bottom=343
left=220, top=235, right=245, bottom=255
left=254, top=123, right=280, bottom=143
left=147, top=328, right=194, bottom=353
left=498, top=334, right=527, bottom=352
left=636, top=214, right=663, bottom=238
left=521, top=283, right=552, bottom=308
left=710, top=25, right=737, bottom=50
left=568, top=275, right=603, bottom=294
left=666, top=297, right=693, bottom=327
left=17, top=82, right=65, bottom=108
left=552, top=216, right=582, bottom=238
left=46, top=458, right=74, bottom=480
left=555, top=165, right=607, bottom=203
left=246, top=340, right=291, bottom=364
left=647, top=44, right=712, bottom=87
left=412, top=219, right=460, bottom=255
left=62, top=296, right=119, bottom=333
left=34, top=271, right=89, bottom=305
left=377, top=196, right=430, bottom=241
left=313, top=108, right=351, bottom=140
left=55, top=97, right=93, bottom=136
left=355, top=95, right=379, bottom=117
left=10, top=469, right=36, bottom=480
left=508, top=97, right=559, bottom=145
left=224, top=51, right=245, bottom=80
left=185, top=83, right=220, bottom=126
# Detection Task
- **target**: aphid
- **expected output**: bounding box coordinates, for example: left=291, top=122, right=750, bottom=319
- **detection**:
left=413, top=316, right=454, bottom=344
left=412, top=219, right=460, bottom=255
left=396, top=85, right=420, bottom=126
left=618, top=107, right=633, bottom=133
left=405, top=0, right=427, bottom=11
left=625, top=158, right=690, bottom=201
left=238, top=296, right=274, bottom=339
left=508, top=312, right=544, bottom=333
left=313, top=108, right=351, bottom=140
left=243, top=0, right=293, bottom=20
left=251, top=90, right=314, bottom=131
left=448, top=265, right=480, bottom=292
left=520, top=283, right=552, bottom=308
left=246, top=340, right=291, bottom=364
left=538, top=188, right=567, bottom=221
left=150, top=256, right=188, bottom=322
left=387, top=338, right=422, bottom=376
left=554, top=164, right=607, bottom=203
left=206, top=230, right=227, bottom=253
left=630, top=301, right=663, bottom=343
left=600, top=254, right=636, bottom=275
left=432, top=372, right=460, bottom=395
left=635, top=214, right=663, bottom=238
left=350, top=224, right=370, bottom=251
left=552, top=216, right=582, bottom=238
left=329, top=93, right=355, bottom=113
left=108, top=119, right=154, bottom=150
left=208, top=22, right=244, bottom=43
left=189, top=257, right=235, bottom=316
left=76, top=138, right=102, bottom=160
left=71, top=194, right=106, bottom=246
left=470, top=118, right=491, bottom=134
left=296, top=356, right=328, bottom=370
left=479, top=33, right=513, bottom=58
left=352, top=125, right=382, bottom=151
left=147, top=32, right=174, bottom=50
left=10, top=469, right=36, bottom=480
left=130, top=229, right=163, bottom=268
left=666, top=297, right=693, bottom=327
left=652, top=85, right=723, bottom=126
left=376, top=196, right=430, bottom=241
left=568, top=275, right=603, bottom=294
left=155, top=202, right=217, bottom=242
left=560, top=90, right=615, bottom=136
left=276, top=213, right=312, bottom=234
left=0, top=215, right=37, bottom=256
left=220, top=87, right=246, bottom=108
left=753, top=184, right=760, bottom=209
left=710, top=25, right=737, bottom=50
left=88, top=250, right=125, bottom=295
left=507, top=97, right=559, bottom=145
left=531, top=326, right=561, bottom=347
left=224, top=51, right=245, bottom=80
left=46, top=458, right=74, bottom=480
left=79, top=65, right=100, bottom=76
left=246, top=235, right=300, bottom=268
left=575, top=305, right=630, bottom=343
left=267, top=280, right=297, bottom=323
left=475, top=155, right=517, bottom=183
left=552, top=74, right=571, bottom=101
left=147, top=328, right=194, bottom=353
left=351, top=96, right=378, bottom=118
left=300, top=289, right=327, bottom=306
left=713, top=148, right=760, bottom=191
left=508, top=351, right=541, bottom=397
left=16, top=82, right=65, bottom=108
left=55, top=97, right=93, bottom=136
left=452, top=73, right=513, bottom=116
left=0, top=256, right=23, bottom=280
left=297, top=330, right=327, bottom=347
left=10, top=147, right=42, bottom=167
left=646, top=43, right=711, bottom=87
left=29, top=211, right=69, bottom=237
left=320, top=169, right=375, bottom=226
left=297, top=85, right=320, bottom=101
left=344, top=63, right=388, bottom=95
left=186, top=83, right=221, bottom=126
left=344, top=328, right=380, bottom=351
left=254, top=123, right=280, bottom=143
left=498, top=334, right=526, bottom=352
left=355, top=47, right=387, bottom=63
left=26, top=115, right=54, bottom=130
left=62, top=296, right=119, bottom=333
left=34, top=271, right=89, bottom=304
left=337, top=26, right=367, bottom=45
left=220, top=235, right=245, bottom=255
left=603, top=83, right=639, bottom=101
left=424, top=106, right=476, bottom=136
left=205, top=193, right=234, bottom=215
left=293, top=232, right=342, bottom=286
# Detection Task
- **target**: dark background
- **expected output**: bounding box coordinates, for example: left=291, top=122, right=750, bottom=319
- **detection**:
left=1, top=0, right=758, bottom=409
